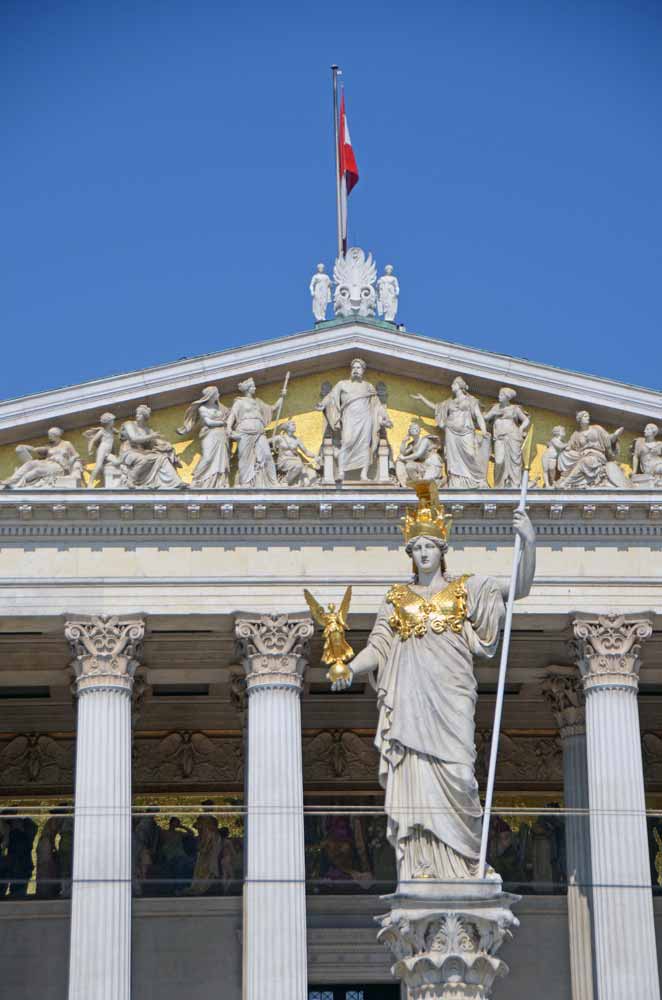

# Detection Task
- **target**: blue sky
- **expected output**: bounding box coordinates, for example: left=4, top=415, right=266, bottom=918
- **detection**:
left=3, top=0, right=661, bottom=401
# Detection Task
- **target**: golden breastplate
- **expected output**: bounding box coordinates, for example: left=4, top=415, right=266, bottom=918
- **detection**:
left=386, top=576, right=471, bottom=641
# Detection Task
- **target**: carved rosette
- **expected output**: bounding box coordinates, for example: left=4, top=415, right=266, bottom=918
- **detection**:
left=377, top=900, right=518, bottom=1000
left=65, top=615, right=145, bottom=696
left=571, top=614, right=653, bottom=694
left=541, top=667, right=585, bottom=737
left=234, top=615, right=314, bottom=692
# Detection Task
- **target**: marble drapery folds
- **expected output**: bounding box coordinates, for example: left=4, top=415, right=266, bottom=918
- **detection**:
left=365, top=575, right=506, bottom=880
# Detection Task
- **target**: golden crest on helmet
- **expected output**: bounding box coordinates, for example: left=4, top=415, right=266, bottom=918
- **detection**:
left=401, top=480, right=453, bottom=544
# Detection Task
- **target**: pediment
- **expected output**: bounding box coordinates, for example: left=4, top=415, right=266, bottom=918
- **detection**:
left=0, top=318, right=660, bottom=489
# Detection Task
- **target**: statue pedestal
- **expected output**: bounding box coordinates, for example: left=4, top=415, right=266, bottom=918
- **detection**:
left=376, top=879, right=519, bottom=1000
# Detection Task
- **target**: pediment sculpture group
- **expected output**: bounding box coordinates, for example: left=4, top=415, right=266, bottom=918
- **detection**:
left=1, top=361, right=661, bottom=491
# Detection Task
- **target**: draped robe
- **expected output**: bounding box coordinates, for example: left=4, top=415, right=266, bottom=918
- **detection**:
left=320, top=379, right=385, bottom=473
left=366, top=575, right=505, bottom=879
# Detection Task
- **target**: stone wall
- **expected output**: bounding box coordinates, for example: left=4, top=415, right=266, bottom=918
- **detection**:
left=5, top=896, right=662, bottom=999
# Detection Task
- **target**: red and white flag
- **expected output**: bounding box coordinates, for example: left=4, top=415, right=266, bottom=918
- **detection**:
left=338, top=92, right=359, bottom=254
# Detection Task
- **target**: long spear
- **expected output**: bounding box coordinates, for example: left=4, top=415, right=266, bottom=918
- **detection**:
left=269, top=371, right=291, bottom=441
left=478, top=425, right=535, bottom=877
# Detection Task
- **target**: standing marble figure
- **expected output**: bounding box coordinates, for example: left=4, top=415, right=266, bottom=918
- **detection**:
left=177, top=386, right=231, bottom=489
left=226, top=377, right=286, bottom=488
left=331, top=484, right=536, bottom=882
left=377, top=265, right=400, bottom=323
left=317, top=358, right=391, bottom=481
left=484, top=387, right=531, bottom=488
left=412, top=377, right=490, bottom=489
left=310, top=263, right=332, bottom=322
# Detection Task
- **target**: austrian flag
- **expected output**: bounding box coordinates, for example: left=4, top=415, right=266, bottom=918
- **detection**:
left=338, top=93, right=359, bottom=253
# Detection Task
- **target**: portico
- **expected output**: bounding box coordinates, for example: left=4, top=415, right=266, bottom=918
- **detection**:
left=0, top=319, right=660, bottom=999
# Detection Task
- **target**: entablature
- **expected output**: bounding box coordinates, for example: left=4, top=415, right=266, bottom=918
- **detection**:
left=0, top=487, right=661, bottom=541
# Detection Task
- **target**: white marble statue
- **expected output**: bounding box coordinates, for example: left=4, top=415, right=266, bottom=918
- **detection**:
left=317, top=358, right=391, bottom=481
left=555, top=410, right=629, bottom=489
left=177, top=386, right=230, bottom=489
left=333, top=247, right=377, bottom=318
left=309, top=263, right=332, bottom=322
left=377, top=264, right=400, bottom=323
left=119, top=405, right=185, bottom=490
left=395, top=422, right=444, bottom=488
left=225, top=377, right=286, bottom=488
left=271, top=420, right=319, bottom=486
left=0, top=427, right=84, bottom=490
left=84, top=412, right=120, bottom=488
left=541, top=425, right=568, bottom=488
left=631, top=422, right=662, bottom=488
left=331, top=486, right=536, bottom=883
left=484, top=387, right=531, bottom=488
left=411, top=377, right=490, bottom=488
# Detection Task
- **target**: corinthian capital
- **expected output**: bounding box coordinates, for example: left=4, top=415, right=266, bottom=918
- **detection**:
left=571, top=614, right=653, bottom=692
left=542, top=666, right=585, bottom=735
left=234, top=615, right=314, bottom=691
left=65, top=615, right=145, bottom=695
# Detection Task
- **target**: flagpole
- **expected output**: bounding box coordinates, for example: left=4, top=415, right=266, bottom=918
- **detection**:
left=478, top=430, right=534, bottom=878
left=331, top=65, right=343, bottom=259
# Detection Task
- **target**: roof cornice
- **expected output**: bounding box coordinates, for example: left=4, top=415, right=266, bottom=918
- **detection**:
left=0, top=320, right=660, bottom=441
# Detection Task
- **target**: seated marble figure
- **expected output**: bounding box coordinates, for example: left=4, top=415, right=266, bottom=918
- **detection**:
left=0, top=428, right=84, bottom=490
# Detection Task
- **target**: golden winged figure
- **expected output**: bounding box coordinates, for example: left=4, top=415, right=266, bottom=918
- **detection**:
left=303, top=586, right=354, bottom=684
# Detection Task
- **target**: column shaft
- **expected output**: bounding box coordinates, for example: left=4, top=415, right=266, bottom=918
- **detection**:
left=68, top=688, right=133, bottom=1000
left=235, top=614, right=314, bottom=1000
left=244, top=682, right=307, bottom=1000
left=572, top=614, right=659, bottom=1000
left=585, top=686, right=658, bottom=999
left=64, top=614, right=144, bottom=1000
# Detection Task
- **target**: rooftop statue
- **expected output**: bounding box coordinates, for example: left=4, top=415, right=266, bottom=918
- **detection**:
left=329, top=482, right=536, bottom=884
left=309, top=263, right=332, bottom=322
left=271, top=419, right=319, bottom=486
left=541, top=425, right=568, bottom=488
left=0, top=427, right=84, bottom=490
left=84, top=412, right=120, bottom=488
left=317, top=358, right=391, bottom=482
left=631, top=422, right=662, bottom=489
left=555, top=410, right=629, bottom=489
left=226, top=376, right=287, bottom=488
left=177, top=386, right=230, bottom=489
left=376, top=264, right=400, bottom=323
left=484, top=387, right=531, bottom=488
left=411, top=376, right=490, bottom=489
left=395, top=421, right=444, bottom=488
left=333, top=247, right=377, bottom=318
left=119, top=405, right=185, bottom=490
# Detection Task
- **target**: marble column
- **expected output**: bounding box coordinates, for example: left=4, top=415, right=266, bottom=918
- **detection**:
left=235, top=613, right=314, bottom=1000
left=64, top=614, right=145, bottom=1000
left=571, top=614, right=659, bottom=1000
left=542, top=667, right=594, bottom=1000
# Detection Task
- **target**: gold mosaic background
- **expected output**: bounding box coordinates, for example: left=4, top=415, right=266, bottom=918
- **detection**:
left=0, top=368, right=636, bottom=485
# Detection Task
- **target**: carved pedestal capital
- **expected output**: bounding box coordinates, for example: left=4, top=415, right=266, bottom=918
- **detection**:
left=65, top=614, right=145, bottom=696
left=234, top=614, right=314, bottom=692
left=571, top=614, right=653, bottom=693
left=542, top=666, right=585, bottom=737
left=377, top=884, right=519, bottom=1000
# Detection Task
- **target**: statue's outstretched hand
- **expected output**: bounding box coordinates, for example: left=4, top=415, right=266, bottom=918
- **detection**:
left=513, top=510, right=535, bottom=545
left=331, top=667, right=354, bottom=692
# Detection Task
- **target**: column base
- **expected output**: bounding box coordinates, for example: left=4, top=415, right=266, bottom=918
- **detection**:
left=376, top=879, right=519, bottom=1000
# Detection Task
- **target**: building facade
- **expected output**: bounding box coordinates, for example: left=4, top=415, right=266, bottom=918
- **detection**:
left=0, top=304, right=661, bottom=998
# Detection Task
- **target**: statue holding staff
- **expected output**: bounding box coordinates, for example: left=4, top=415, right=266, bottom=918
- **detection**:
left=226, top=375, right=288, bottom=488
left=330, top=482, right=536, bottom=884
